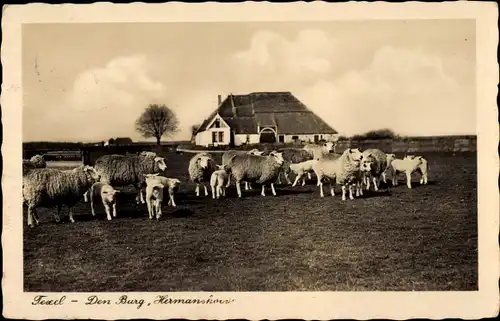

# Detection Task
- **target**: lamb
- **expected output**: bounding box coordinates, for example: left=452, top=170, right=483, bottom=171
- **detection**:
left=23, top=165, right=101, bottom=227
left=312, top=148, right=371, bottom=200
left=89, top=182, right=120, bottom=221
left=403, top=155, right=429, bottom=185
left=144, top=173, right=182, bottom=207
left=389, top=155, right=427, bottom=189
left=85, top=151, right=167, bottom=204
left=22, top=154, right=47, bottom=175
left=222, top=149, right=264, bottom=190
left=210, top=165, right=230, bottom=199
left=144, top=179, right=165, bottom=220
left=188, top=152, right=217, bottom=197
left=289, top=159, right=318, bottom=187
left=361, top=148, right=392, bottom=192
left=277, top=148, right=314, bottom=184
left=225, top=151, right=285, bottom=198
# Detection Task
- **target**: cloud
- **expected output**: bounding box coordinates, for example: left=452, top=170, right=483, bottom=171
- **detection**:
left=227, top=30, right=475, bottom=136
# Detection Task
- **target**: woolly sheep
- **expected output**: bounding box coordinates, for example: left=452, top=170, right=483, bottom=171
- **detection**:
left=403, top=155, right=429, bottom=185
left=289, top=159, right=318, bottom=187
left=361, top=148, right=391, bottom=192
left=210, top=165, right=230, bottom=199
left=188, top=152, right=217, bottom=197
left=390, top=155, right=427, bottom=189
left=144, top=173, right=182, bottom=207
left=312, top=148, right=371, bottom=200
left=22, top=154, right=47, bottom=175
left=23, top=165, right=101, bottom=227
left=222, top=149, right=264, bottom=190
left=225, top=151, right=285, bottom=198
left=144, top=180, right=165, bottom=220
left=85, top=151, right=167, bottom=204
left=89, top=182, right=120, bottom=221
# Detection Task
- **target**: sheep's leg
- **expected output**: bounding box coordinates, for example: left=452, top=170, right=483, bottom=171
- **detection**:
left=83, top=190, right=89, bottom=203
left=382, top=172, right=387, bottom=184
left=27, top=206, right=34, bottom=228
left=330, top=183, right=335, bottom=197
left=355, top=182, right=360, bottom=197
left=372, top=177, right=379, bottom=191
left=68, top=207, right=75, bottom=223
left=406, top=171, right=412, bottom=189
left=195, top=184, right=200, bottom=197
left=359, top=182, right=364, bottom=196
left=236, top=181, right=242, bottom=198
left=33, top=209, right=40, bottom=226
left=285, top=171, right=293, bottom=185
left=348, top=185, right=354, bottom=200
left=302, top=177, right=306, bottom=186
left=169, top=193, right=177, bottom=207
left=423, top=171, right=428, bottom=185
left=319, top=182, right=325, bottom=198
left=244, top=182, right=249, bottom=191
left=261, top=185, right=266, bottom=197
left=292, top=174, right=301, bottom=187
left=104, top=202, right=112, bottom=221
left=156, top=201, right=162, bottom=220
left=139, top=187, right=145, bottom=204
left=203, top=184, right=208, bottom=196
left=90, top=193, right=96, bottom=216
left=211, top=185, right=216, bottom=199
left=112, top=202, right=117, bottom=217
left=226, top=174, right=231, bottom=188
left=365, top=175, right=371, bottom=190
left=341, top=185, right=347, bottom=201
left=271, top=183, right=277, bottom=196
left=308, top=172, right=312, bottom=180
left=147, top=201, right=153, bottom=219
left=222, top=186, right=226, bottom=196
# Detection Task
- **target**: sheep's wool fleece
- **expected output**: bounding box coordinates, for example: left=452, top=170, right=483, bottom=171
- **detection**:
left=227, top=154, right=283, bottom=184
left=23, top=166, right=98, bottom=208
left=188, top=153, right=217, bottom=183
left=211, top=169, right=229, bottom=186
left=363, top=149, right=387, bottom=176
left=90, top=182, right=114, bottom=200
left=315, top=150, right=361, bottom=185
left=94, top=152, right=162, bottom=186
left=222, top=150, right=248, bottom=165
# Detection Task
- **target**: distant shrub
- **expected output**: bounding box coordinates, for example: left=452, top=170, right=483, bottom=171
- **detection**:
left=352, top=129, right=397, bottom=140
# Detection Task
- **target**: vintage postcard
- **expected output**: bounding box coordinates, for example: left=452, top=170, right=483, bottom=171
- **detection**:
left=2, top=1, right=499, bottom=320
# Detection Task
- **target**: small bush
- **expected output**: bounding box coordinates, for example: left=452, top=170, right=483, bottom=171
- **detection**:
left=352, top=129, right=397, bottom=140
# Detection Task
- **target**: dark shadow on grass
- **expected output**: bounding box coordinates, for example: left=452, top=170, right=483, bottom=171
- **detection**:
left=169, top=208, right=195, bottom=218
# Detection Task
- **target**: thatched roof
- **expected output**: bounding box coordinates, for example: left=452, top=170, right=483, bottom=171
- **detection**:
left=196, top=92, right=337, bottom=135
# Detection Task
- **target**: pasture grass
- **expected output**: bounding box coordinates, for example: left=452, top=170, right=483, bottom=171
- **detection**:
left=24, top=152, right=477, bottom=291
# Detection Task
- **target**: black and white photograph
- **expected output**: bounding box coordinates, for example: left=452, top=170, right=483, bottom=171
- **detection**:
left=2, top=2, right=499, bottom=320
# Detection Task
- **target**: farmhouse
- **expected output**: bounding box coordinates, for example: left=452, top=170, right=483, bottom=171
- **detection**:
left=194, top=92, right=338, bottom=147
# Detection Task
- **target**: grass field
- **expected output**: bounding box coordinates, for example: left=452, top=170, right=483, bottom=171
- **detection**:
left=24, top=151, right=477, bottom=291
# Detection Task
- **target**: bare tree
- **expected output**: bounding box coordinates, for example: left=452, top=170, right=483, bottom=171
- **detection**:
left=135, top=104, right=179, bottom=146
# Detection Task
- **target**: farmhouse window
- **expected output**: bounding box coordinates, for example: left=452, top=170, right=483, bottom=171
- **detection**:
left=218, top=131, right=224, bottom=143
left=292, top=135, right=299, bottom=141
left=279, top=135, right=285, bottom=143
left=214, top=119, right=221, bottom=128
left=212, top=132, right=217, bottom=143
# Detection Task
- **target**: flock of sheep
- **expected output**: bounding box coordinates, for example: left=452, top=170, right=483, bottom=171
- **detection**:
left=22, top=143, right=430, bottom=227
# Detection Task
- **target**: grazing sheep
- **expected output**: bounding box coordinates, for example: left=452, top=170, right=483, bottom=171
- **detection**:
left=225, top=151, right=285, bottom=198
left=312, top=148, right=370, bottom=200
left=361, top=148, right=391, bottom=192
left=222, top=149, right=263, bottom=190
left=188, top=152, right=217, bottom=197
left=86, top=151, right=167, bottom=204
left=144, top=173, right=181, bottom=207
left=303, top=141, right=337, bottom=159
left=210, top=165, right=230, bottom=199
left=22, top=154, right=47, bottom=175
left=390, top=155, right=427, bottom=189
left=89, top=182, right=120, bottom=221
left=144, top=180, right=165, bottom=220
left=289, top=159, right=318, bottom=187
left=23, top=165, right=101, bottom=227
left=403, top=155, right=429, bottom=185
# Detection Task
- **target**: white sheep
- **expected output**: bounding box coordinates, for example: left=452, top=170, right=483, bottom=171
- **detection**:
left=222, top=149, right=264, bottom=190
left=23, top=165, right=101, bottom=227
left=188, top=152, right=217, bottom=197
left=86, top=151, right=167, bottom=204
left=210, top=165, right=230, bottom=199
left=312, top=148, right=371, bottom=200
left=289, top=159, right=318, bottom=187
left=225, top=151, right=285, bottom=198
left=403, top=155, right=429, bottom=185
left=89, top=182, right=120, bottom=221
left=390, top=155, right=427, bottom=189
left=144, top=180, right=165, bottom=220
left=361, top=149, right=392, bottom=192
left=144, top=173, right=181, bottom=207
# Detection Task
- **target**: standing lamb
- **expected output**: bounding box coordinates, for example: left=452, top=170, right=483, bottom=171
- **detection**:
left=225, top=151, right=285, bottom=198
left=188, top=152, right=217, bottom=197
left=277, top=148, right=314, bottom=184
left=23, top=165, right=101, bottom=227
left=144, top=180, right=165, bottom=220
left=289, top=159, right=317, bottom=187
left=403, top=155, right=429, bottom=185
left=210, top=165, right=230, bottom=199
left=89, top=182, right=120, bottom=221
left=312, top=148, right=370, bottom=200
left=222, top=149, right=264, bottom=190
left=390, top=155, right=427, bottom=189
left=144, top=173, right=182, bottom=207
left=361, top=148, right=392, bottom=192
left=85, top=151, right=167, bottom=204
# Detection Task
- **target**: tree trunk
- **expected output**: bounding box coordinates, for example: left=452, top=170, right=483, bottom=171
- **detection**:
left=156, top=136, right=161, bottom=146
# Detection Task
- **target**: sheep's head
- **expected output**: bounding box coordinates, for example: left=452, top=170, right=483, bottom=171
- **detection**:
left=154, top=157, right=167, bottom=171
left=386, top=153, right=396, bottom=164
left=83, top=165, right=101, bottom=182
left=216, top=164, right=224, bottom=170
left=347, top=148, right=363, bottom=162
left=323, top=142, right=336, bottom=153
left=360, top=157, right=373, bottom=173
left=269, top=151, right=285, bottom=165
left=197, top=155, right=211, bottom=169
left=101, top=185, right=119, bottom=203
left=30, top=154, right=46, bottom=168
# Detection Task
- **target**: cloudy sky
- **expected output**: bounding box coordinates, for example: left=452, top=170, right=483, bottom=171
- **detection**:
left=22, top=20, right=476, bottom=142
